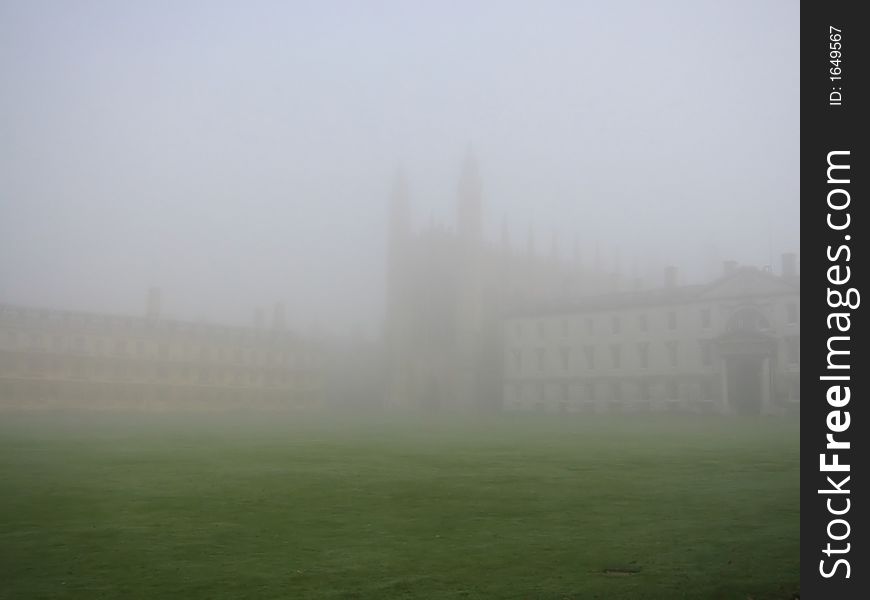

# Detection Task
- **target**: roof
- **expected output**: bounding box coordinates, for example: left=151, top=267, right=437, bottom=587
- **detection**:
left=506, top=267, right=799, bottom=318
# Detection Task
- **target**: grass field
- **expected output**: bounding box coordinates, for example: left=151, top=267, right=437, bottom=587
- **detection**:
left=0, top=412, right=799, bottom=599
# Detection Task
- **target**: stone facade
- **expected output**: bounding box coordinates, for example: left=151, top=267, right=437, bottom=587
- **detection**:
left=385, top=154, right=621, bottom=412
left=503, top=265, right=800, bottom=415
left=0, top=293, right=322, bottom=410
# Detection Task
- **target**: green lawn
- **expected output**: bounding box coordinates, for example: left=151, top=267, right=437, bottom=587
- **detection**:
left=0, top=412, right=799, bottom=599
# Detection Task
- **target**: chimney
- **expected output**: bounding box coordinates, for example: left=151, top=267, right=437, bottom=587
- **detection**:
left=723, top=260, right=738, bottom=276
left=781, top=253, right=797, bottom=278
left=146, top=287, right=161, bottom=319
left=272, top=302, right=285, bottom=331
left=664, top=266, right=677, bottom=289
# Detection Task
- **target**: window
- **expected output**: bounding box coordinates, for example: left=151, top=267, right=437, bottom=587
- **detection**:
left=584, top=346, right=595, bottom=370
left=667, top=311, right=677, bottom=330
left=561, top=319, right=570, bottom=337
left=586, top=318, right=594, bottom=335
left=611, top=381, right=622, bottom=403
left=666, top=341, right=678, bottom=367
left=702, top=379, right=716, bottom=401
left=638, top=314, right=648, bottom=332
left=637, top=342, right=649, bottom=369
left=611, top=316, right=621, bottom=334
left=536, top=348, right=546, bottom=371
left=786, top=303, right=798, bottom=325
left=560, top=347, right=571, bottom=370
left=537, top=321, right=546, bottom=339
left=512, top=348, right=522, bottom=371
left=700, top=308, right=711, bottom=329
left=610, top=345, right=621, bottom=369
left=786, top=336, right=800, bottom=365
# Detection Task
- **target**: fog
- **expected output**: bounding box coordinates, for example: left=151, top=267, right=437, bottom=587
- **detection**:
left=0, top=5, right=802, bottom=596
left=0, top=0, right=798, bottom=335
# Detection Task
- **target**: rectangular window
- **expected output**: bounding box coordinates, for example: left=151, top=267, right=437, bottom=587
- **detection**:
left=786, top=303, right=798, bottom=325
left=611, top=316, right=621, bottom=334
left=584, top=346, right=595, bottom=370
left=537, top=348, right=546, bottom=371
left=667, top=311, right=677, bottom=330
left=787, top=336, right=800, bottom=365
left=586, top=318, right=594, bottom=335
left=560, top=347, right=571, bottom=370
left=638, top=314, right=648, bottom=332
left=701, top=308, right=711, bottom=329
left=666, top=341, right=678, bottom=367
left=637, top=342, right=649, bottom=369
left=610, top=345, right=621, bottom=369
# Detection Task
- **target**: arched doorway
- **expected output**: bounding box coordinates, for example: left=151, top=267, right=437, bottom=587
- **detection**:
left=716, top=306, right=776, bottom=415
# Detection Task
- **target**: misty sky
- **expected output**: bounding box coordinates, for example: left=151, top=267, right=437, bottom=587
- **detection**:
left=0, top=0, right=799, bottom=334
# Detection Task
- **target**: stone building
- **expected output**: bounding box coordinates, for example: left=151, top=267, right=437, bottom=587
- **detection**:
left=502, top=257, right=800, bottom=415
left=385, top=152, right=621, bottom=411
left=0, top=289, right=322, bottom=410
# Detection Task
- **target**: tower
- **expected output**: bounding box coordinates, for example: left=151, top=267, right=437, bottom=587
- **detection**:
left=387, top=167, right=410, bottom=302
left=453, top=151, right=485, bottom=409
left=457, top=150, right=483, bottom=244
left=385, top=168, right=411, bottom=408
